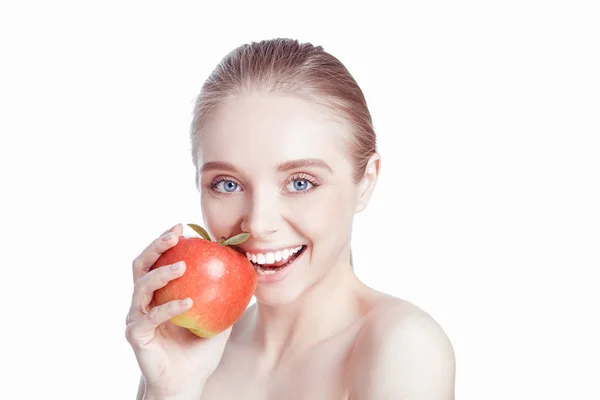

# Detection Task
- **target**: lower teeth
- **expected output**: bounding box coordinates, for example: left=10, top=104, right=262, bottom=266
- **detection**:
left=255, top=247, right=303, bottom=275
left=256, top=260, right=290, bottom=275
left=257, top=267, right=277, bottom=275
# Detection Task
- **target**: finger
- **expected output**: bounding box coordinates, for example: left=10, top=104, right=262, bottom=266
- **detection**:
left=127, top=261, right=186, bottom=323
left=125, top=298, right=193, bottom=347
left=132, top=223, right=183, bottom=282
left=159, top=224, right=179, bottom=237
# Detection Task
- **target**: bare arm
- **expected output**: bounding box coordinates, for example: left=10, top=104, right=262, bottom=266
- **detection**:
left=135, top=376, right=207, bottom=400
left=349, top=304, right=456, bottom=399
left=136, top=375, right=145, bottom=400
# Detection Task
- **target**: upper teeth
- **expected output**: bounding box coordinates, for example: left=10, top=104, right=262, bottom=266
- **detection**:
left=246, top=246, right=303, bottom=265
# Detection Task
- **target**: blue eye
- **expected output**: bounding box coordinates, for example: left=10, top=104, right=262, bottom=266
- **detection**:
left=288, top=179, right=313, bottom=192
left=213, top=179, right=240, bottom=193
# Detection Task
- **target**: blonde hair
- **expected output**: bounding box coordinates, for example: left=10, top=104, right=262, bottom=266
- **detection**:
left=189, top=38, right=377, bottom=184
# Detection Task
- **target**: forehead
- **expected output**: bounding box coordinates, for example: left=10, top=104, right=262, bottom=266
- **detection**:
left=198, top=93, right=352, bottom=171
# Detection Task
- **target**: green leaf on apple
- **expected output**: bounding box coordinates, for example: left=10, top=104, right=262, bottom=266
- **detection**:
left=187, top=223, right=212, bottom=241
left=221, top=232, right=251, bottom=246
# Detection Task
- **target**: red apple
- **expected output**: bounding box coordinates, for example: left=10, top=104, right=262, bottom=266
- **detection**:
left=150, top=224, right=256, bottom=338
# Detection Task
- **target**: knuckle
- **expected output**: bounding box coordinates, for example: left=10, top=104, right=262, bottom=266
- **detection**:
left=132, top=269, right=168, bottom=301
left=151, top=239, right=169, bottom=259
left=125, top=324, right=146, bottom=349
left=160, top=266, right=175, bottom=282
left=132, top=257, right=142, bottom=273
left=132, top=277, right=146, bottom=297
left=148, top=266, right=171, bottom=287
left=136, top=268, right=156, bottom=288
left=147, top=306, right=161, bottom=324
left=157, top=275, right=170, bottom=288
left=124, top=323, right=135, bottom=343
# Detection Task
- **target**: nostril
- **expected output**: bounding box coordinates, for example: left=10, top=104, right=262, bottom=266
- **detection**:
left=240, top=223, right=278, bottom=239
left=252, top=230, right=277, bottom=239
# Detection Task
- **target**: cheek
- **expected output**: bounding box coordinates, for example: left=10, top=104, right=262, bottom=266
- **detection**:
left=292, top=187, right=356, bottom=241
left=200, top=193, right=243, bottom=235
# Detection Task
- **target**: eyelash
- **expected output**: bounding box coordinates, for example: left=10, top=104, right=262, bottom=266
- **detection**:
left=206, top=173, right=321, bottom=196
left=206, top=177, right=240, bottom=195
left=286, top=173, right=320, bottom=195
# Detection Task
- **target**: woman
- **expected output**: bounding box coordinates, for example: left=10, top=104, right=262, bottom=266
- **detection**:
left=126, top=38, right=455, bottom=399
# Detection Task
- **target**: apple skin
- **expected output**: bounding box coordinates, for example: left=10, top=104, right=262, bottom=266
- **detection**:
left=150, top=235, right=256, bottom=338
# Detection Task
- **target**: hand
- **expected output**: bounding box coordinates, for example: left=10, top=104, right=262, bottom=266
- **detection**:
left=125, top=223, right=231, bottom=398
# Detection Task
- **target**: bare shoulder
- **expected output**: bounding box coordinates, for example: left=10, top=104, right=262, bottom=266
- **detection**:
left=349, top=296, right=456, bottom=400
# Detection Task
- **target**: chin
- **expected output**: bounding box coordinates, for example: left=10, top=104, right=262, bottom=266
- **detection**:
left=250, top=245, right=313, bottom=306
left=254, top=287, right=303, bottom=307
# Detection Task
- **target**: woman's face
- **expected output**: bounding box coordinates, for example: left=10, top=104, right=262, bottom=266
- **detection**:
left=197, top=92, right=367, bottom=306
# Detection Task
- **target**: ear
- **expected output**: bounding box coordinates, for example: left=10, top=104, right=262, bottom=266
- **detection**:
left=355, top=153, right=381, bottom=213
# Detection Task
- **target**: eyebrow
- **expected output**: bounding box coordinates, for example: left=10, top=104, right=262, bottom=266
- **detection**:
left=277, top=158, right=333, bottom=173
left=200, top=158, right=333, bottom=174
left=200, top=161, right=238, bottom=173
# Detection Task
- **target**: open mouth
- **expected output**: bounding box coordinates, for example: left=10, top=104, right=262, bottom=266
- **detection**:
left=233, top=245, right=307, bottom=275
left=258, top=245, right=306, bottom=269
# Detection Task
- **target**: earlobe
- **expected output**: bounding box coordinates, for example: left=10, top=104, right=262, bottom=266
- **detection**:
left=355, top=153, right=381, bottom=213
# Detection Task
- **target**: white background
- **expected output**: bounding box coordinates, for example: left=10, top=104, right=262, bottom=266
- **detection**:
left=1, top=1, right=598, bottom=399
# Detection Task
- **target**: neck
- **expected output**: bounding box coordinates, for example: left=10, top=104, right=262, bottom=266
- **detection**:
left=251, top=255, right=365, bottom=363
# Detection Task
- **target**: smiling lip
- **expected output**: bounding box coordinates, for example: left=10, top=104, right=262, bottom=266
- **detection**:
left=234, top=245, right=304, bottom=254
left=235, top=245, right=304, bottom=266
left=253, top=245, right=306, bottom=283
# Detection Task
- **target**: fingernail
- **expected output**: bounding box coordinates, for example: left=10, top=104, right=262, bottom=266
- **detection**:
left=181, top=298, right=192, bottom=307
left=162, top=232, right=174, bottom=241
left=169, top=261, right=184, bottom=271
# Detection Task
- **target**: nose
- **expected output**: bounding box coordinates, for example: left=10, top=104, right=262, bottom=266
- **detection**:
left=240, top=189, right=279, bottom=239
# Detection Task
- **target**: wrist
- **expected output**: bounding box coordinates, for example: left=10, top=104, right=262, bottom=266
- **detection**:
left=143, top=384, right=205, bottom=400
left=144, top=391, right=202, bottom=400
